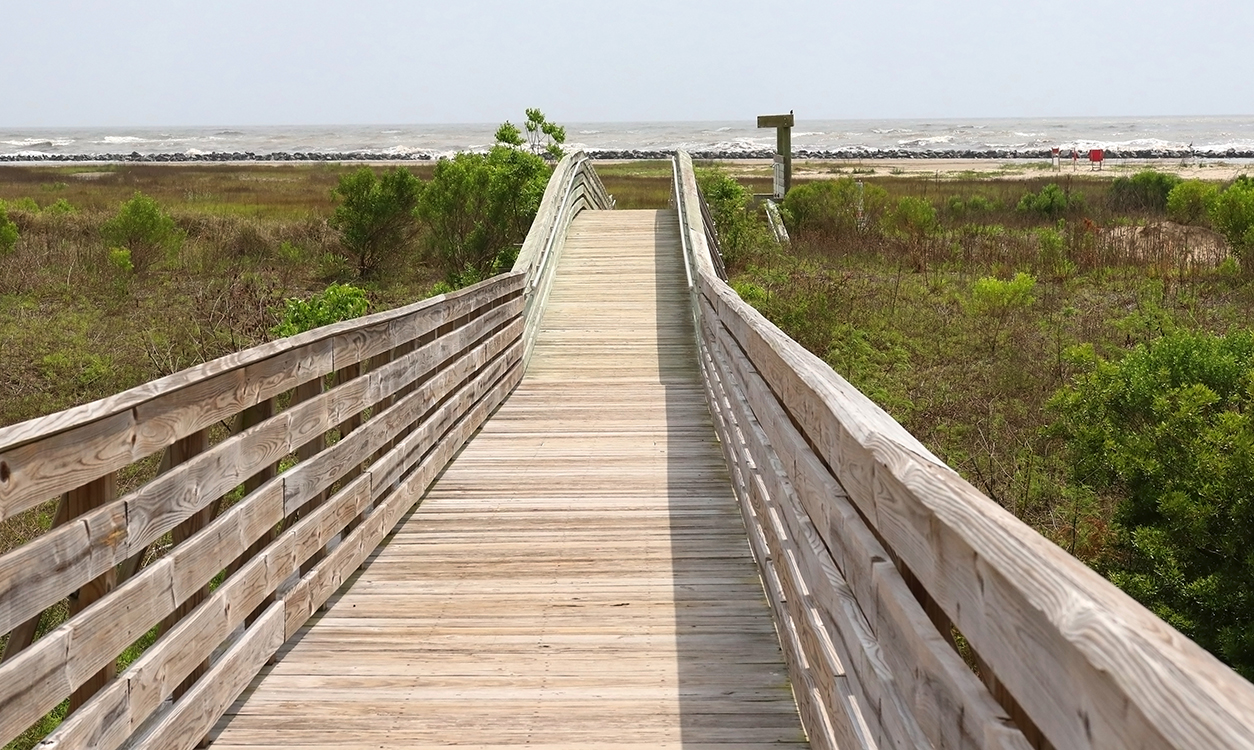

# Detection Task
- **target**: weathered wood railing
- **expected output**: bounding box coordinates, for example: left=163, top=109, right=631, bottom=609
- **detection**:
left=0, top=153, right=604, bottom=749
left=674, top=150, right=1254, bottom=750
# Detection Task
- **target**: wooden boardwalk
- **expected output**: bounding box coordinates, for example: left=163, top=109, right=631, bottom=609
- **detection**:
left=210, top=209, right=807, bottom=749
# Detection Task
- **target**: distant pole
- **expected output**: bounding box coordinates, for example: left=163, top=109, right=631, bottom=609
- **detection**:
left=757, top=111, right=794, bottom=198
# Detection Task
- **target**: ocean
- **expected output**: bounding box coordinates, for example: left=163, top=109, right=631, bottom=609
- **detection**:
left=3, top=116, right=1254, bottom=160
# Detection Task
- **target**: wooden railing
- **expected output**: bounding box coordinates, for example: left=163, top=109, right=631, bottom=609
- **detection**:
left=674, top=150, right=1254, bottom=750
left=0, top=153, right=603, bottom=749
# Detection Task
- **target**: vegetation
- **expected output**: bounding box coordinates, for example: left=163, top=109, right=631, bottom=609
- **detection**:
left=418, top=128, right=551, bottom=284
left=1110, top=169, right=1182, bottom=212
left=495, top=108, right=567, bottom=161
left=1210, top=177, right=1254, bottom=264
left=1166, top=179, right=1219, bottom=226
left=0, top=202, right=17, bottom=255
left=1017, top=183, right=1084, bottom=218
left=272, top=282, right=369, bottom=337
left=100, top=191, right=183, bottom=272
left=329, top=166, right=423, bottom=277
left=1050, top=330, right=1254, bottom=679
left=696, top=167, right=769, bottom=266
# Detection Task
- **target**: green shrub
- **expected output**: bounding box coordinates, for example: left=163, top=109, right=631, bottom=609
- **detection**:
left=1166, top=180, right=1219, bottom=226
left=782, top=178, right=889, bottom=239
left=417, top=144, right=549, bottom=284
left=1109, top=170, right=1182, bottom=212
left=697, top=167, right=766, bottom=267
left=329, top=166, right=423, bottom=277
left=1049, top=330, right=1254, bottom=679
left=44, top=198, right=76, bottom=215
left=1017, top=183, right=1082, bottom=218
left=886, top=196, right=938, bottom=237
left=7, top=196, right=39, bottom=213
left=272, top=283, right=369, bottom=338
left=0, top=204, right=17, bottom=255
left=101, top=192, right=183, bottom=272
left=107, top=247, right=134, bottom=273
left=966, top=272, right=1037, bottom=353
left=1209, top=178, right=1254, bottom=261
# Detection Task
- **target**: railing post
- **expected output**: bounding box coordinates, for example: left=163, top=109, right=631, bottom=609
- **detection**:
left=157, top=428, right=212, bottom=700
left=66, top=472, right=118, bottom=714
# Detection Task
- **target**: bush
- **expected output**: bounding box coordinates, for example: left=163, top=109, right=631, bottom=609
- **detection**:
left=966, top=272, right=1037, bottom=353
left=417, top=144, right=549, bottom=284
left=1017, top=183, right=1082, bottom=218
left=44, top=198, right=76, bottom=215
left=782, top=178, right=889, bottom=239
left=101, top=192, right=183, bottom=272
left=1049, top=330, right=1254, bottom=679
left=272, top=283, right=369, bottom=338
left=0, top=203, right=17, bottom=255
left=329, top=166, right=423, bottom=278
left=886, top=196, right=937, bottom=237
left=1109, top=170, right=1182, bottom=212
left=1166, top=180, right=1219, bottom=226
left=1209, top=178, right=1254, bottom=262
left=697, top=167, right=765, bottom=268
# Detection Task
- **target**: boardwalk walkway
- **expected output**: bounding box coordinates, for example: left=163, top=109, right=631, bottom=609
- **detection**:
left=210, top=209, right=807, bottom=748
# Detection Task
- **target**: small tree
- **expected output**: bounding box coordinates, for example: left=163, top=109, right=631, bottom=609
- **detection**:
left=417, top=145, right=549, bottom=284
left=101, top=192, right=182, bottom=272
left=329, top=166, right=423, bottom=278
left=1109, top=170, right=1182, bottom=212
left=696, top=168, right=765, bottom=268
left=1018, top=183, right=1081, bottom=219
left=781, top=178, right=889, bottom=239
left=495, top=109, right=566, bottom=161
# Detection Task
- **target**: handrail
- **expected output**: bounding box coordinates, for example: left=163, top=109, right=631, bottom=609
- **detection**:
left=0, top=273, right=527, bottom=749
left=674, top=149, right=1254, bottom=750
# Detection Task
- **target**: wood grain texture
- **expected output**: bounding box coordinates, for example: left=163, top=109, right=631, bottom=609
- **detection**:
left=210, top=209, right=807, bottom=749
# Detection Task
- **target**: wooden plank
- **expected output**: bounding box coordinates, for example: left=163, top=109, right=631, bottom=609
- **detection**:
left=0, top=494, right=69, bottom=663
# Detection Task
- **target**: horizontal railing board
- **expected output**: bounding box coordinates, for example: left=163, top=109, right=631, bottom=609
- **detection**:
left=0, top=273, right=523, bottom=521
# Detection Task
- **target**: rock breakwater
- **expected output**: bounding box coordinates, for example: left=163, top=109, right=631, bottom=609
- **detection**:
left=3, top=148, right=1253, bottom=163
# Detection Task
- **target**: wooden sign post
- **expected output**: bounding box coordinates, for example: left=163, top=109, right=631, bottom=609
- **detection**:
left=757, top=111, right=794, bottom=198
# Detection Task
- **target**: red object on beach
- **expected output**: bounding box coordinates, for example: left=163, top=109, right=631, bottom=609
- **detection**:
left=1089, top=149, right=1104, bottom=163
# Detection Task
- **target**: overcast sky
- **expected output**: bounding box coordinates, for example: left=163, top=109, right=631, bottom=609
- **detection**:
left=2, top=0, right=1250, bottom=127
